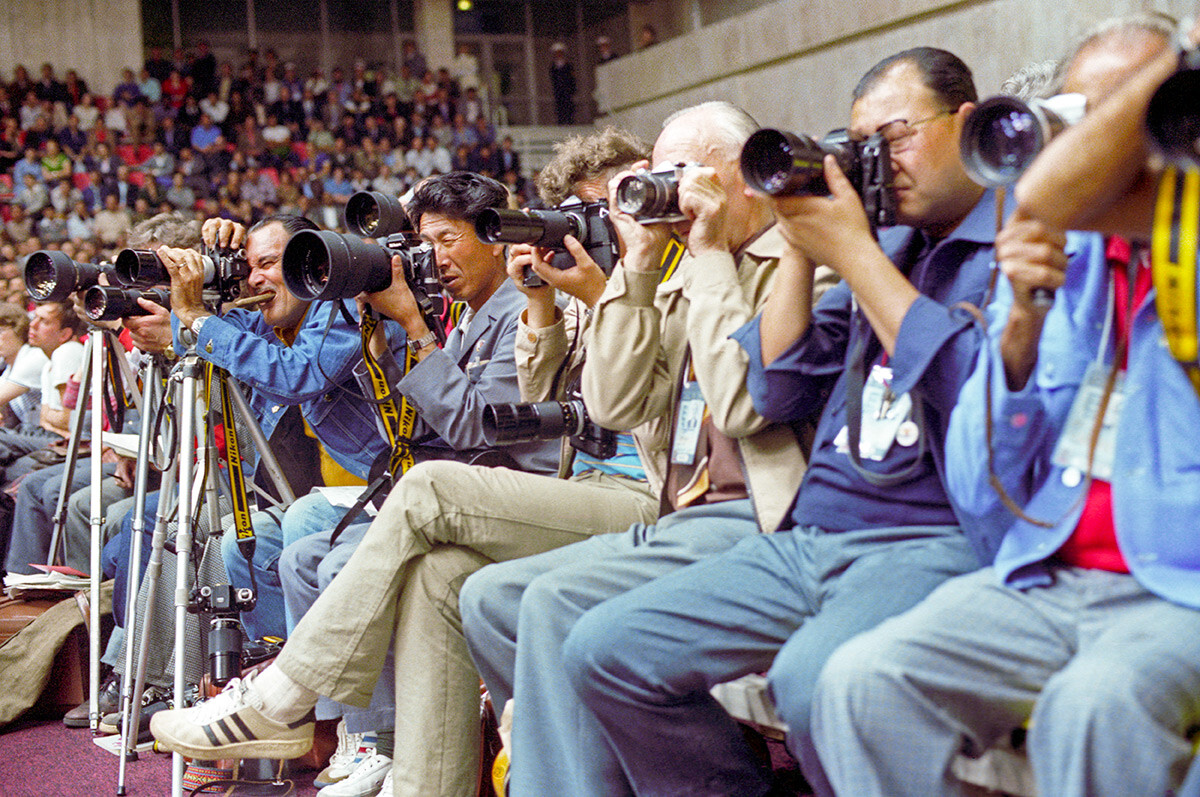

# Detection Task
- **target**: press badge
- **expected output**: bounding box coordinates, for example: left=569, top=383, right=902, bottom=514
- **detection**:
left=834, top=365, right=914, bottom=461
left=671, top=381, right=705, bottom=465
left=1051, top=362, right=1124, bottom=482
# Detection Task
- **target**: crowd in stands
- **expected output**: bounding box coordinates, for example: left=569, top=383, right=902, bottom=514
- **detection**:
left=0, top=42, right=532, bottom=307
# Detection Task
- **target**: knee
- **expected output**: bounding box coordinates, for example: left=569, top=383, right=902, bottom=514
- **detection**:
left=460, top=564, right=511, bottom=638
left=801, top=632, right=898, bottom=735
left=1034, top=657, right=1171, bottom=733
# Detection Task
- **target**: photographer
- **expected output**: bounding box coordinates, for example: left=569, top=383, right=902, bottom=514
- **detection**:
left=159, top=212, right=395, bottom=641
left=487, top=48, right=1060, bottom=797
left=812, top=17, right=1200, bottom=797
left=458, top=100, right=837, bottom=796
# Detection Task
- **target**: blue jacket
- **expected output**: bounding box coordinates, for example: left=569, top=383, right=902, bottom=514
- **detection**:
left=734, top=189, right=1005, bottom=562
left=172, top=299, right=390, bottom=479
left=946, top=232, right=1200, bottom=609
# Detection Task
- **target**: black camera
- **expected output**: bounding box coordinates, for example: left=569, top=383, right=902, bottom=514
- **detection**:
left=1147, top=48, right=1200, bottom=168
left=615, top=163, right=689, bottom=223
left=24, top=251, right=115, bottom=303
left=960, top=94, right=1087, bottom=186
left=282, top=191, right=440, bottom=303
left=475, top=199, right=619, bottom=287
left=188, top=583, right=256, bottom=687
left=114, top=246, right=250, bottom=301
left=82, top=286, right=170, bottom=322
left=740, top=128, right=896, bottom=230
left=483, top=387, right=617, bottom=460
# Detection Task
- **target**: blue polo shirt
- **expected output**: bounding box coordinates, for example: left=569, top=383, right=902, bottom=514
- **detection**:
left=733, top=189, right=1009, bottom=562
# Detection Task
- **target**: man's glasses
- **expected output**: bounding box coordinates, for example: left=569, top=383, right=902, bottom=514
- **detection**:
left=854, top=111, right=953, bottom=153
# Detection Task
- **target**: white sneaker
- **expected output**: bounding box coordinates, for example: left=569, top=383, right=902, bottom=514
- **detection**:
left=377, top=770, right=393, bottom=797
left=316, top=751, right=392, bottom=797
left=314, top=720, right=368, bottom=787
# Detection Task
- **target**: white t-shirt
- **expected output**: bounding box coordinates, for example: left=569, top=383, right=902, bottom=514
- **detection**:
left=3, top=344, right=48, bottom=425
left=41, top=340, right=84, bottom=412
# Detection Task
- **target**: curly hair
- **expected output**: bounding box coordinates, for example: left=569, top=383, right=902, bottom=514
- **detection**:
left=536, top=126, right=651, bottom=206
left=128, top=211, right=202, bottom=249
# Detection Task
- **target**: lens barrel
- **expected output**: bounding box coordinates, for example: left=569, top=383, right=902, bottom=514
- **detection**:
left=482, top=401, right=585, bottom=446
left=475, top=208, right=582, bottom=249
left=960, top=95, right=1083, bottom=187
left=114, top=248, right=170, bottom=287
left=344, top=191, right=413, bottom=237
left=83, top=286, right=170, bottom=322
left=615, top=171, right=681, bottom=220
left=741, top=129, right=831, bottom=196
left=1147, top=65, right=1200, bottom=168
left=281, top=229, right=394, bottom=301
left=24, top=251, right=105, bottom=302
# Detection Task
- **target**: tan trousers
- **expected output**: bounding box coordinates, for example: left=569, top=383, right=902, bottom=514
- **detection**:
left=275, top=459, right=658, bottom=797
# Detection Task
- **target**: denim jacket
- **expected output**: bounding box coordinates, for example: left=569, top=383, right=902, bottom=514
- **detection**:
left=946, top=232, right=1200, bottom=609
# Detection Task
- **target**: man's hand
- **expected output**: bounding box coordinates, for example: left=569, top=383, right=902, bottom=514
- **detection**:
left=770, top=155, right=873, bottom=272
left=527, top=239, right=608, bottom=306
left=159, top=246, right=211, bottom=328
left=112, top=455, right=137, bottom=489
left=608, top=163, right=673, bottom=272
left=677, top=165, right=729, bottom=256
left=124, top=297, right=173, bottom=353
left=508, top=243, right=557, bottom=328
left=201, top=218, right=247, bottom=250
left=998, top=208, right=1068, bottom=391
left=359, top=255, right=432, bottom=341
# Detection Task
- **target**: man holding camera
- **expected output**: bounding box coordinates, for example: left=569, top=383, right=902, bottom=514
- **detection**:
left=456, top=100, right=837, bottom=796
left=159, top=212, right=395, bottom=641
left=516, top=47, right=1049, bottom=797
left=811, top=17, right=1200, bottom=797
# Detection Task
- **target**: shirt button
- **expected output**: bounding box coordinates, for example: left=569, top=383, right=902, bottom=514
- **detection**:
left=1010, top=412, right=1028, bottom=429
left=204, top=341, right=214, bottom=354
left=526, top=333, right=537, bottom=343
left=272, top=405, right=280, bottom=414
left=1061, top=467, right=1082, bottom=488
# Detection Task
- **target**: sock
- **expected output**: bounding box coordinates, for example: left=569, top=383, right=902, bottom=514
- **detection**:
left=251, top=664, right=318, bottom=724
left=375, top=728, right=395, bottom=759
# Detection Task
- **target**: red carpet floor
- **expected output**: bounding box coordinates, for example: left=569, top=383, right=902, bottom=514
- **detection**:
left=0, top=714, right=324, bottom=797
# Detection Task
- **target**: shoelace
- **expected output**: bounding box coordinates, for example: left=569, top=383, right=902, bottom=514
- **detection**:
left=329, top=732, right=366, bottom=768
left=191, top=676, right=261, bottom=725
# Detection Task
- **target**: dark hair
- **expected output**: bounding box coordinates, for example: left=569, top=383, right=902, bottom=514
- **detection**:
left=0, top=303, right=30, bottom=341
left=46, top=301, right=85, bottom=337
left=248, top=213, right=319, bottom=237
left=406, top=171, right=508, bottom=230
left=853, top=47, right=977, bottom=110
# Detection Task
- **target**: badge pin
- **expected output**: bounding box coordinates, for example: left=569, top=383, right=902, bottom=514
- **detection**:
left=1061, top=466, right=1082, bottom=488
left=895, top=420, right=919, bottom=447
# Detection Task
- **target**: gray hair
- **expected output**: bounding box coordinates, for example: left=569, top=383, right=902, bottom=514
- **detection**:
left=1000, top=60, right=1060, bottom=101
left=661, top=101, right=759, bottom=157
left=1051, top=11, right=1176, bottom=93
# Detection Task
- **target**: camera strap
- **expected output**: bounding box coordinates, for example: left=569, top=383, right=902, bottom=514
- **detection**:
left=212, top=363, right=258, bottom=570
left=1151, top=165, right=1200, bottom=399
left=327, top=308, right=423, bottom=545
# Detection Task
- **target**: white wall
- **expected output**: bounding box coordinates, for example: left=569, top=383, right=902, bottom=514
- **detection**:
left=596, top=0, right=1191, bottom=140
left=0, top=0, right=143, bottom=96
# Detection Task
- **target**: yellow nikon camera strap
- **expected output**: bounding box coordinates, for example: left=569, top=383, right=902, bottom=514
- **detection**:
left=660, top=237, right=685, bottom=282
left=359, top=309, right=419, bottom=477
left=211, top=363, right=256, bottom=553
left=1151, top=165, right=1200, bottom=397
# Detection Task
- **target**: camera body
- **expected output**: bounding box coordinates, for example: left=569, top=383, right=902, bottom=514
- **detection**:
left=615, top=163, right=690, bottom=224
left=483, top=383, right=617, bottom=460
left=475, top=199, right=619, bottom=287
left=1147, top=48, right=1200, bottom=168
left=740, top=128, right=896, bottom=230
left=960, top=93, right=1087, bottom=187
left=115, top=245, right=249, bottom=302
left=188, top=583, right=256, bottom=687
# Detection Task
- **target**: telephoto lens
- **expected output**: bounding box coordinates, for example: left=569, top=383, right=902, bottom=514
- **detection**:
left=82, top=286, right=171, bottom=322
left=281, top=229, right=394, bottom=301
left=1146, top=51, right=1200, bottom=168
left=24, top=251, right=108, bottom=302
left=344, top=190, right=413, bottom=237
left=615, top=164, right=687, bottom=223
left=114, top=248, right=171, bottom=287
left=960, top=94, right=1086, bottom=187
left=740, top=129, right=835, bottom=196
left=482, top=400, right=587, bottom=445
left=475, top=207, right=584, bottom=249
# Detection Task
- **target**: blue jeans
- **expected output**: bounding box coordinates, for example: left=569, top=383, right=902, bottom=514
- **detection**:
left=3, top=459, right=115, bottom=575
left=564, top=523, right=978, bottom=797
left=459, top=500, right=763, bottom=797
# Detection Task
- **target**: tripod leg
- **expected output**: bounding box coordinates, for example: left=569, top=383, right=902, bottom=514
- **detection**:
left=43, top=336, right=92, bottom=573
left=89, top=331, right=105, bottom=743
left=116, top=358, right=161, bottom=792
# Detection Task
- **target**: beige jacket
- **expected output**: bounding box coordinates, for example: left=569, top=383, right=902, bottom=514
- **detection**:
left=582, top=224, right=837, bottom=532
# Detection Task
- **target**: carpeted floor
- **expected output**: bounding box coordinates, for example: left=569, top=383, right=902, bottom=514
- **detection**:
left=0, top=712, right=326, bottom=797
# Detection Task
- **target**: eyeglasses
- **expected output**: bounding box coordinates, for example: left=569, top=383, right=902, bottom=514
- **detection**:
left=856, top=111, right=953, bottom=153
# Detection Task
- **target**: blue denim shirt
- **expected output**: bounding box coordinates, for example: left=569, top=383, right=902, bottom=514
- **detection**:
left=171, top=299, right=392, bottom=479
left=946, top=232, right=1200, bottom=609
left=733, top=189, right=1005, bottom=562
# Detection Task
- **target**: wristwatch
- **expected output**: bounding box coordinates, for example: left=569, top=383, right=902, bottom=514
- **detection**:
left=179, top=315, right=210, bottom=347
left=407, top=330, right=438, bottom=354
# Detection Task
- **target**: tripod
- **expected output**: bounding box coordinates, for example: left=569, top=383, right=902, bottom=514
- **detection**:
left=119, top=341, right=296, bottom=797
left=41, top=327, right=140, bottom=734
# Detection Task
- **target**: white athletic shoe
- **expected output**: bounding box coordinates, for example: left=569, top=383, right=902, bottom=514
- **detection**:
left=316, top=751, right=392, bottom=797
left=377, top=770, right=393, bottom=797
left=314, top=720, right=369, bottom=787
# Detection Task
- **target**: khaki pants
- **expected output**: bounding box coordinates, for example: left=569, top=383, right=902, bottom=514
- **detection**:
left=275, top=459, right=658, bottom=797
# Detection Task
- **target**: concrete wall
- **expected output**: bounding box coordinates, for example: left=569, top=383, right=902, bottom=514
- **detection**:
left=596, top=0, right=1192, bottom=140
left=0, top=0, right=143, bottom=96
